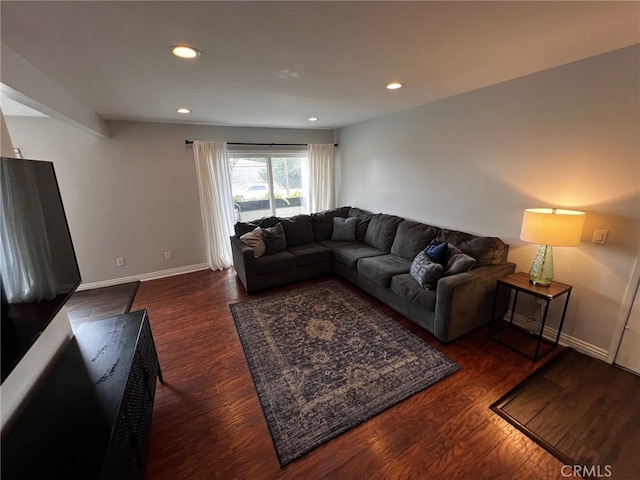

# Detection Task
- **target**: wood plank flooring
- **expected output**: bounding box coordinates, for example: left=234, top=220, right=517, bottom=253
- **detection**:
left=65, top=282, right=139, bottom=327
left=131, top=269, right=569, bottom=479
left=493, top=349, right=640, bottom=479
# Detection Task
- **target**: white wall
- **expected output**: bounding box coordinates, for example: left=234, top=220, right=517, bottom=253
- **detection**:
left=336, top=46, right=640, bottom=355
left=1, top=108, right=14, bottom=156
left=4, top=118, right=334, bottom=285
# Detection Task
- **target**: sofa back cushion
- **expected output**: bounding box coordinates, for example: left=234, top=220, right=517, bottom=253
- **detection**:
left=234, top=216, right=278, bottom=237
left=363, top=214, right=403, bottom=252
left=311, top=206, right=351, bottom=241
left=348, top=207, right=374, bottom=242
left=436, top=229, right=509, bottom=266
left=278, top=214, right=314, bottom=246
left=390, top=220, right=440, bottom=261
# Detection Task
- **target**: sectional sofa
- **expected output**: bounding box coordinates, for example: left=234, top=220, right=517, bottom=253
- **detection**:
left=231, top=207, right=515, bottom=343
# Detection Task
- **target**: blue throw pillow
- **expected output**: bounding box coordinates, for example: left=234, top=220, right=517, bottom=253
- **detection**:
left=424, top=240, right=449, bottom=267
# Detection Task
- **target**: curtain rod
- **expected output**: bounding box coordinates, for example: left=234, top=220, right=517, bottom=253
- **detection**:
left=185, top=140, right=338, bottom=147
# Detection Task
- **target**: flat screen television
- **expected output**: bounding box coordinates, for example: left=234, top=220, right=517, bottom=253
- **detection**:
left=1, top=157, right=81, bottom=383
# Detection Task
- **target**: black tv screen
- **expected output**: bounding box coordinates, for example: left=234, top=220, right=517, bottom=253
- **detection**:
left=1, top=157, right=81, bottom=383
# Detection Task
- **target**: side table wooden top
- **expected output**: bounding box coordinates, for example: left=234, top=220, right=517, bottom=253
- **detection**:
left=498, top=272, right=573, bottom=300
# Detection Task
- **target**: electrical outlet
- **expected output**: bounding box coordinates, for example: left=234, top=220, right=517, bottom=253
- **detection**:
left=116, top=257, right=125, bottom=267
left=164, top=251, right=172, bottom=260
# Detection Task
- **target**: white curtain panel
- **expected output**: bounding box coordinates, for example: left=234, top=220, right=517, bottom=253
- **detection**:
left=193, top=141, right=235, bottom=270
left=308, top=143, right=335, bottom=212
left=0, top=160, right=57, bottom=302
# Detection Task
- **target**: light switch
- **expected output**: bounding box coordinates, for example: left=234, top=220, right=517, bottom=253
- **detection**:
left=592, top=229, right=609, bottom=245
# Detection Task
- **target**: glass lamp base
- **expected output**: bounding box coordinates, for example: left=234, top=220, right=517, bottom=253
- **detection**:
left=529, top=244, right=554, bottom=286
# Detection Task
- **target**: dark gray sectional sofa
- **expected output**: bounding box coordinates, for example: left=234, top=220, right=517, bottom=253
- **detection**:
left=231, top=207, right=515, bottom=343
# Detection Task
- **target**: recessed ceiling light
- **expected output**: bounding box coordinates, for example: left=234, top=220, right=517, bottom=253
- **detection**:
left=171, top=45, right=201, bottom=59
left=176, top=108, right=191, bottom=114
left=386, top=82, right=403, bottom=90
left=308, top=117, right=319, bottom=122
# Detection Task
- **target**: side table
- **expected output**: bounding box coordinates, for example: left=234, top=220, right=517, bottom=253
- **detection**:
left=489, top=271, right=572, bottom=360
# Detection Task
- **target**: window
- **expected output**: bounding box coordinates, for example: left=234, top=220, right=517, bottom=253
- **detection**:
left=229, top=152, right=309, bottom=223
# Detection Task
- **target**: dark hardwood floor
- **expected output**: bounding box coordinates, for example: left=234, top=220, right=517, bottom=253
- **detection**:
left=131, top=269, right=568, bottom=479
left=65, top=281, right=139, bottom=327
left=493, top=349, right=640, bottom=479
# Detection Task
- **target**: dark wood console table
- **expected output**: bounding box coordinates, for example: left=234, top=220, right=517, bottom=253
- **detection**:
left=1, top=310, right=162, bottom=479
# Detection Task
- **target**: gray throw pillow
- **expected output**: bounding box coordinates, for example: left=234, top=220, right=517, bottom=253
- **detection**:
left=410, top=252, right=444, bottom=289
left=311, top=207, right=351, bottom=241
left=443, top=244, right=476, bottom=276
left=331, top=216, right=357, bottom=241
left=348, top=207, right=374, bottom=241
left=263, top=222, right=287, bottom=255
left=458, top=236, right=507, bottom=266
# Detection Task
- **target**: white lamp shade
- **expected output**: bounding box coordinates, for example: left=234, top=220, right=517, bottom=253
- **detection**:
left=520, top=208, right=585, bottom=247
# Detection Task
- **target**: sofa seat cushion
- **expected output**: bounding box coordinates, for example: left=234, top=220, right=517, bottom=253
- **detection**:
left=255, top=250, right=296, bottom=274
left=358, top=254, right=412, bottom=288
left=332, top=244, right=386, bottom=269
left=391, top=274, right=437, bottom=311
left=287, top=243, right=332, bottom=266
left=318, top=239, right=360, bottom=249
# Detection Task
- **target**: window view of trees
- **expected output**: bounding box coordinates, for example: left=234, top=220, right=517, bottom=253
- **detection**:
left=229, top=154, right=309, bottom=222
left=267, top=158, right=303, bottom=198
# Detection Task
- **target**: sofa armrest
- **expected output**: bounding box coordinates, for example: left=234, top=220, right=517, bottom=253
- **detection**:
left=230, top=236, right=259, bottom=293
left=434, top=262, right=516, bottom=342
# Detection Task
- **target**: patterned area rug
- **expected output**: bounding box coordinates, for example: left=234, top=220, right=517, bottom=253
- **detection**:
left=229, top=280, right=461, bottom=466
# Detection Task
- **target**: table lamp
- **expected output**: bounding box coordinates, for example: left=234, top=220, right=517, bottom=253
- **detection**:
left=520, top=208, right=585, bottom=286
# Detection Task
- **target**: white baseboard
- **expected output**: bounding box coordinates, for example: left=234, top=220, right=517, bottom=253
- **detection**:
left=506, top=312, right=608, bottom=361
left=76, top=263, right=209, bottom=291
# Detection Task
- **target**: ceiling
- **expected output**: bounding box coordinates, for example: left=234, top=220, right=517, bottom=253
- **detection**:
left=1, top=1, right=638, bottom=130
